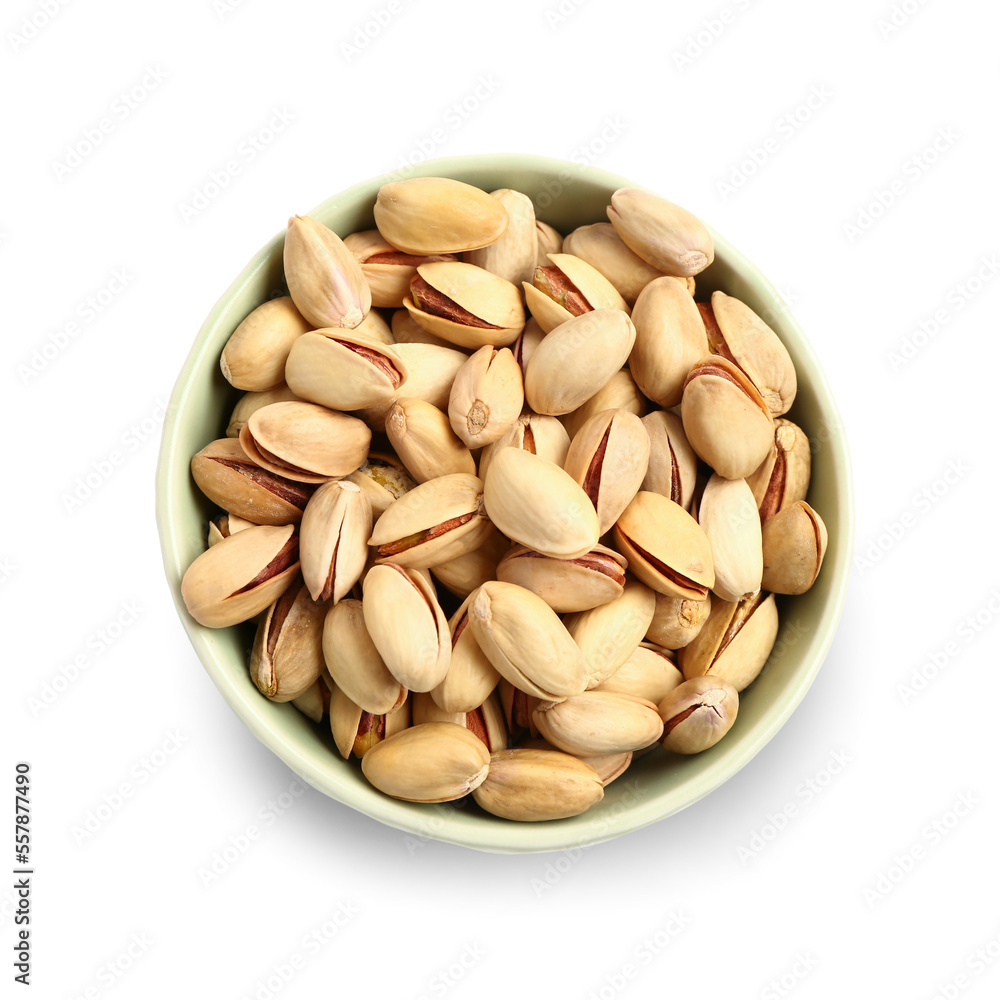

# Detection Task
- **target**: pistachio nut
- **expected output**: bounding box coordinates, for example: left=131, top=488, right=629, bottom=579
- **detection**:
left=322, top=598, right=406, bottom=714
left=747, top=419, right=812, bottom=522
left=226, top=384, right=301, bottom=438
left=533, top=691, right=664, bottom=756
left=191, top=438, right=314, bottom=526
left=464, top=189, right=537, bottom=288
left=412, top=691, right=508, bottom=753
left=678, top=591, right=778, bottom=691
left=613, top=491, right=715, bottom=600
left=343, top=229, right=456, bottom=308
left=761, top=501, right=828, bottom=595
left=385, top=398, right=476, bottom=483
left=698, top=474, right=763, bottom=604
left=524, top=309, right=637, bottom=416
left=472, top=748, right=604, bottom=821
left=362, top=562, right=451, bottom=692
left=535, top=219, right=563, bottom=263
left=220, top=296, right=311, bottom=391
left=208, top=513, right=255, bottom=546
left=658, top=676, right=738, bottom=754
left=523, top=252, right=631, bottom=333
left=344, top=451, right=417, bottom=520
left=680, top=355, right=775, bottom=480
left=369, top=473, right=491, bottom=569
left=483, top=447, right=600, bottom=559
left=640, top=410, right=698, bottom=511
left=430, top=524, right=509, bottom=599
left=389, top=308, right=457, bottom=349
left=511, top=317, right=545, bottom=374
left=181, top=524, right=299, bottom=628
left=645, top=591, right=711, bottom=650
left=498, top=678, right=540, bottom=740
left=469, top=581, right=589, bottom=702
left=374, top=177, right=509, bottom=255
left=515, top=738, right=632, bottom=786
left=562, top=368, right=648, bottom=440
left=240, top=401, right=371, bottom=484
left=607, top=187, right=715, bottom=277
left=701, top=290, right=796, bottom=417
left=328, top=679, right=410, bottom=759
left=299, top=479, right=373, bottom=602
left=404, top=261, right=525, bottom=349
left=564, top=578, right=656, bottom=688
left=495, top=543, right=627, bottom=613
left=562, top=222, right=668, bottom=306
left=564, top=408, right=650, bottom=534
left=361, top=721, right=491, bottom=802
left=284, top=331, right=407, bottom=411
left=629, top=276, right=709, bottom=407
left=595, top=642, right=683, bottom=705
left=283, top=214, right=370, bottom=329
left=477, top=413, right=570, bottom=483
left=430, top=591, right=501, bottom=713
left=250, top=578, right=327, bottom=702
left=448, top=346, right=524, bottom=448
left=290, top=677, right=329, bottom=723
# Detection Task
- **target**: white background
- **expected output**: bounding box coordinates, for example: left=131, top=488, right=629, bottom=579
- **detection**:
left=6, top=0, right=1000, bottom=997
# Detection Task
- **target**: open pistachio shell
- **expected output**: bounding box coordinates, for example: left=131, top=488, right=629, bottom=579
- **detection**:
left=640, top=410, right=698, bottom=512
left=747, top=419, right=812, bottom=521
left=523, top=252, right=630, bottom=332
left=563, top=222, right=669, bottom=306
left=699, top=474, right=763, bottom=604
left=511, top=317, right=546, bottom=375
left=430, top=591, right=501, bottom=714
left=515, top=738, right=632, bottom=787
left=658, top=676, right=738, bottom=754
left=533, top=691, right=664, bottom=757
left=344, top=451, right=416, bottom=520
left=761, top=502, right=828, bottom=595
left=594, top=642, right=683, bottom=705
left=344, top=229, right=456, bottom=309
left=299, top=480, right=373, bottom=603
left=646, top=591, right=711, bottom=650
left=448, top=346, right=524, bottom=449
left=385, top=398, right=476, bottom=484
left=562, top=368, right=647, bottom=441
left=498, top=679, right=540, bottom=740
left=464, top=189, right=537, bottom=288
left=478, top=413, right=571, bottom=483
left=226, top=384, right=302, bottom=438
left=412, top=691, right=508, bottom=753
left=328, top=680, right=410, bottom=759
left=221, top=296, right=311, bottom=391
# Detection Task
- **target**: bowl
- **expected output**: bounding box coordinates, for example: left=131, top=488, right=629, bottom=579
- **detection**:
left=155, top=153, right=854, bottom=853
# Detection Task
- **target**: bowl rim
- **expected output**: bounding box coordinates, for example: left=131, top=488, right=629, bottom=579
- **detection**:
left=155, top=153, right=854, bottom=854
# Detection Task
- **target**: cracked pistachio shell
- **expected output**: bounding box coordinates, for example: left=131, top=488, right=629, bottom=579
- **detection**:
left=344, top=230, right=455, bottom=309
left=535, top=220, right=563, bottom=263
left=181, top=524, right=299, bottom=628
left=678, top=591, right=778, bottom=691
left=516, top=738, right=632, bottom=787
left=747, top=419, right=812, bottom=521
left=358, top=341, right=468, bottom=430
left=681, top=356, right=775, bottom=480
left=498, top=679, right=540, bottom=739
left=412, top=691, right=507, bottom=753
left=703, top=291, right=797, bottom=417
left=478, top=413, right=570, bottom=483
left=640, top=411, right=698, bottom=511
left=469, top=581, right=589, bottom=702
left=240, top=401, right=371, bottom=484
left=328, top=679, right=410, bottom=759
left=659, top=676, right=738, bottom=754
left=208, top=513, right=255, bottom=547
left=523, top=252, right=631, bottom=333
left=595, top=642, right=683, bottom=705
left=646, top=591, right=711, bottom=650
left=533, top=691, right=664, bottom=757
left=284, top=215, right=370, bottom=329
left=761, top=502, right=828, bottom=595
left=562, top=368, right=647, bottom=440
left=473, top=748, right=604, bottom=821
left=362, top=562, right=450, bottom=692
left=484, top=448, right=599, bottom=559
left=227, top=384, right=302, bottom=438
left=429, top=524, right=509, bottom=599
left=562, top=222, right=668, bottom=306
left=389, top=308, right=457, bottom=349
left=251, top=578, right=326, bottom=702
left=385, top=398, right=476, bottom=484
left=375, top=177, right=509, bottom=255
left=369, top=473, right=491, bottom=569
left=299, top=480, right=372, bottom=603
left=405, top=261, right=525, bottom=349
left=699, top=474, right=763, bottom=604
left=431, top=591, right=501, bottom=713
left=464, top=189, right=537, bottom=288
left=524, top=309, right=637, bottom=416
left=344, top=451, right=416, bottom=520
left=448, top=346, right=524, bottom=449
left=284, top=331, right=407, bottom=412
left=630, top=276, right=709, bottom=408
left=564, top=578, right=656, bottom=689
left=221, top=296, right=311, bottom=391
left=613, top=492, right=715, bottom=600
left=291, top=677, right=329, bottom=723
left=496, top=543, right=626, bottom=613
left=564, top=408, right=650, bottom=535
left=607, top=188, right=714, bottom=277
left=511, top=317, right=545, bottom=374
left=362, top=721, right=491, bottom=802
left=192, top=438, right=313, bottom=526
left=322, top=598, right=405, bottom=715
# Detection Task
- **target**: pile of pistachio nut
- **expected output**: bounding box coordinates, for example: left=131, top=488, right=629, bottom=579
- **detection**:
left=180, top=176, right=829, bottom=823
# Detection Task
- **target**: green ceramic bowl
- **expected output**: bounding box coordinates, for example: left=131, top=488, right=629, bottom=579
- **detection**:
left=156, top=154, right=853, bottom=853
